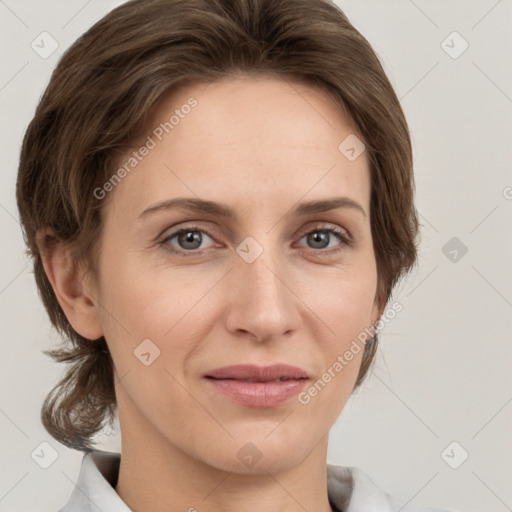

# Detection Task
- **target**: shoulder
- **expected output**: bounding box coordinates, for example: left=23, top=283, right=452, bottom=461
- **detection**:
left=57, top=450, right=129, bottom=512
left=327, top=463, right=453, bottom=512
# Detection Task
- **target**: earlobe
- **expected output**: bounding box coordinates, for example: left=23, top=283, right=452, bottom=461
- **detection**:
left=38, top=229, right=104, bottom=341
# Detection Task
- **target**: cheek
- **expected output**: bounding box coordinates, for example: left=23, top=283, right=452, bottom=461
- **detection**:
left=296, top=263, right=377, bottom=409
left=301, top=255, right=378, bottom=336
left=95, top=258, right=207, bottom=417
left=96, top=251, right=216, bottom=370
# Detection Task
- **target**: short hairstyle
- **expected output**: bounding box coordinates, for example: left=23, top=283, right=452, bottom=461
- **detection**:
left=16, top=0, right=419, bottom=452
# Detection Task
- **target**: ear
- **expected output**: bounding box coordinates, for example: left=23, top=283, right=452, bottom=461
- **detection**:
left=370, top=288, right=387, bottom=334
left=38, top=229, right=104, bottom=341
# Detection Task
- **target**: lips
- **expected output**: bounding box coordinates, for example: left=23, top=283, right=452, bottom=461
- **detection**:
left=205, top=364, right=309, bottom=381
left=204, top=364, right=309, bottom=407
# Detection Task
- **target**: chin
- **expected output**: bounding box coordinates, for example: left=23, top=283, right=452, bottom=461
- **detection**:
left=200, top=434, right=317, bottom=475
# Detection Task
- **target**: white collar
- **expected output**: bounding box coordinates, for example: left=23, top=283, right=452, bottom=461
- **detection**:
left=58, top=450, right=449, bottom=512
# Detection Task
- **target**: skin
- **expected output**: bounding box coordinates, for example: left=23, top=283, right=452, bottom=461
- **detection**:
left=42, top=74, right=384, bottom=512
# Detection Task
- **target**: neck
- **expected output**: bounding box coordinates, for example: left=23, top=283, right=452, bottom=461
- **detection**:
left=114, top=399, right=335, bottom=512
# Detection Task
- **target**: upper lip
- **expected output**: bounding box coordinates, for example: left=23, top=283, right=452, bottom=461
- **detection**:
left=205, top=364, right=309, bottom=381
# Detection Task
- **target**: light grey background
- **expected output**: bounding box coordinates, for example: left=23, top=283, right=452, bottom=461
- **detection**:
left=1, top=1, right=511, bottom=511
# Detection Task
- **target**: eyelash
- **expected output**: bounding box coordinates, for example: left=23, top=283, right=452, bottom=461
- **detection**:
left=158, top=223, right=352, bottom=258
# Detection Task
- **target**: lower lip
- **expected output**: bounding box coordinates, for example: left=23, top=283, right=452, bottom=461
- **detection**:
left=205, top=377, right=308, bottom=407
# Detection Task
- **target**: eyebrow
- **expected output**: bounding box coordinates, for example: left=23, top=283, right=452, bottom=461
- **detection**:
left=138, top=196, right=367, bottom=220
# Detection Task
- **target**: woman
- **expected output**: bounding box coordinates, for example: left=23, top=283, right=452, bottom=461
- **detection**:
left=16, top=0, right=451, bottom=510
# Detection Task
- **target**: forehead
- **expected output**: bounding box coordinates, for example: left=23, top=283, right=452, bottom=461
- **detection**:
left=105, top=75, right=370, bottom=222
left=152, top=74, right=356, bottom=152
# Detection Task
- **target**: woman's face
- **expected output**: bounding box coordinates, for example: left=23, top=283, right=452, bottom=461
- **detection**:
left=89, top=75, right=382, bottom=473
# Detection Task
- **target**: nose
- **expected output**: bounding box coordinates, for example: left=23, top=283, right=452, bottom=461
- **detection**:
left=223, top=242, right=302, bottom=343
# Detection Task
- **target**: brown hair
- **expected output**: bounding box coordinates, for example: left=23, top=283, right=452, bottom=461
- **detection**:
left=16, top=0, right=419, bottom=452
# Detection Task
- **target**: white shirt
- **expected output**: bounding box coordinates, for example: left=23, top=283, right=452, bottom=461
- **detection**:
left=58, top=450, right=451, bottom=511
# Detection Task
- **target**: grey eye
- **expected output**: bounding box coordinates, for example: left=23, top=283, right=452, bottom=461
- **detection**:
left=306, top=231, right=331, bottom=249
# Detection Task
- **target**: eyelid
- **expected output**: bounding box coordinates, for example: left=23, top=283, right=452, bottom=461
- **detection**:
left=159, top=224, right=220, bottom=253
left=158, top=221, right=352, bottom=256
left=292, top=223, right=353, bottom=254
left=295, top=221, right=351, bottom=241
